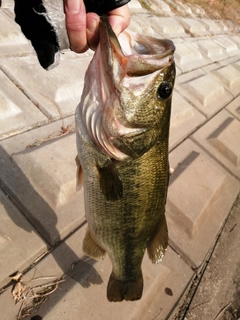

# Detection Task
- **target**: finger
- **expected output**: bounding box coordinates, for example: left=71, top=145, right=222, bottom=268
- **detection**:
left=65, top=0, right=88, bottom=53
left=86, top=13, right=100, bottom=51
left=108, top=4, right=130, bottom=36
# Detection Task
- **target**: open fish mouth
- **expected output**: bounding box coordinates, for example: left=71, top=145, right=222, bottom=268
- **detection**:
left=118, top=31, right=175, bottom=76
left=99, top=15, right=175, bottom=78
left=80, top=16, right=175, bottom=161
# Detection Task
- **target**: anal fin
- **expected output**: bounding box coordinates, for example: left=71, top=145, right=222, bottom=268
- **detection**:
left=107, top=272, right=143, bottom=302
left=82, top=228, right=105, bottom=260
left=147, top=214, right=168, bottom=264
left=97, top=162, right=123, bottom=201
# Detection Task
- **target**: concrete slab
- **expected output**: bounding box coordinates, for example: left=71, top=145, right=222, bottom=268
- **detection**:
left=175, top=68, right=205, bottom=87
left=191, top=109, right=240, bottom=179
left=196, top=38, right=229, bottom=61
left=179, top=72, right=233, bottom=118
left=175, top=66, right=183, bottom=77
left=0, top=115, right=75, bottom=154
left=184, top=194, right=240, bottom=320
left=138, top=0, right=173, bottom=15
left=226, top=95, right=240, bottom=121
left=233, top=60, right=240, bottom=72
left=0, top=189, right=47, bottom=287
left=0, top=287, right=19, bottom=320
left=219, top=55, right=240, bottom=67
left=214, top=36, right=240, bottom=57
left=0, top=69, right=47, bottom=140
left=166, top=139, right=240, bottom=268
left=0, top=10, right=33, bottom=57
left=0, top=267, right=49, bottom=320
left=174, top=41, right=211, bottom=73
left=169, top=91, right=206, bottom=150
left=200, top=18, right=224, bottom=34
left=202, top=62, right=219, bottom=73
left=211, top=64, right=240, bottom=97
left=0, top=132, right=84, bottom=246
left=148, top=17, right=188, bottom=38
left=231, top=35, right=240, bottom=47
left=178, top=18, right=207, bottom=36
left=201, top=61, right=221, bottom=73
left=129, top=14, right=157, bottom=36
left=6, top=227, right=193, bottom=320
left=0, top=52, right=93, bottom=120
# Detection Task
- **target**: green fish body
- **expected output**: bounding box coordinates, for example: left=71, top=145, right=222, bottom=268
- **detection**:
left=76, top=16, right=175, bottom=302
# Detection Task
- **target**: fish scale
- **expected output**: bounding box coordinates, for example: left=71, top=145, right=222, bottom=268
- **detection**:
left=76, top=15, right=175, bottom=302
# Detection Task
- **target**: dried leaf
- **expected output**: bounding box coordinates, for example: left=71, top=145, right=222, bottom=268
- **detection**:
left=12, top=282, right=27, bottom=304
left=11, top=274, right=66, bottom=319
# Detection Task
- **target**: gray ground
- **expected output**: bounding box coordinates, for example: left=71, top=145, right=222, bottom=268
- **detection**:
left=176, top=193, right=240, bottom=320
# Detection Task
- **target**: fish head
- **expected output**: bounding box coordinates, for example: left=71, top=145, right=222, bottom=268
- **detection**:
left=80, top=16, right=175, bottom=160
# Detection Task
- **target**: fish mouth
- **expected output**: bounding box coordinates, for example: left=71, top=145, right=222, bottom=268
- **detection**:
left=99, top=15, right=175, bottom=78
left=119, top=35, right=175, bottom=77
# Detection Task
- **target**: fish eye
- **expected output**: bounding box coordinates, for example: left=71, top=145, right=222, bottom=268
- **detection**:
left=157, top=82, right=172, bottom=99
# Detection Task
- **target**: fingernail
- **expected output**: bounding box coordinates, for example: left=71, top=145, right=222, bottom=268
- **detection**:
left=66, top=0, right=81, bottom=13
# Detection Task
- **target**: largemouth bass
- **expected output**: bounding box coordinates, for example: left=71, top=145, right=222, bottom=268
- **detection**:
left=75, top=16, right=175, bottom=302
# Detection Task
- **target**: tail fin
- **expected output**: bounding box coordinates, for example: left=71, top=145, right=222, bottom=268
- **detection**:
left=107, top=273, right=143, bottom=302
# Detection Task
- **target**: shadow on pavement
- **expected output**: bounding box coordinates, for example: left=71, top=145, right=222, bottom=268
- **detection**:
left=0, top=144, right=103, bottom=318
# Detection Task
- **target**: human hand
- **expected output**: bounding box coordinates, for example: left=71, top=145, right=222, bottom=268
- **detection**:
left=64, top=0, right=130, bottom=53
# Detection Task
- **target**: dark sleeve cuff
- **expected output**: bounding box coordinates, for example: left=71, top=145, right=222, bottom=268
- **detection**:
left=84, top=0, right=130, bottom=15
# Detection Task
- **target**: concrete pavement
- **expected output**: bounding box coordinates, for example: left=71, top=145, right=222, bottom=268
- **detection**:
left=181, top=194, right=240, bottom=320
left=0, top=0, right=239, bottom=319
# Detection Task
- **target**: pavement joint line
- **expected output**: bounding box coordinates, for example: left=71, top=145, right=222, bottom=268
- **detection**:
left=175, top=82, right=236, bottom=120
left=0, top=63, right=50, bottom=119
left=0, top=219, right=88, bottom=295
left=175, top=191, right=240, bottom=320
left=189, top=134, right=240, bottom=181
left=169, top=97, right=236, bottom=154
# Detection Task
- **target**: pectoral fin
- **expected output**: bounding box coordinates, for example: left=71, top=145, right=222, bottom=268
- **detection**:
left=147, top=214, right=168, bottom=264
left=75, top=155, right=83, bottom=191
left=97, top=162, right=123, bottom=201
left=82, top=229, right=105, bottom=260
